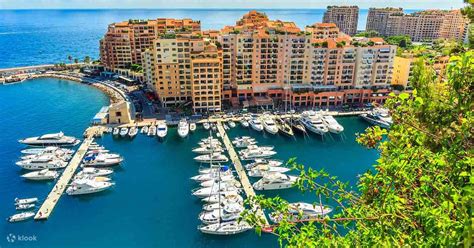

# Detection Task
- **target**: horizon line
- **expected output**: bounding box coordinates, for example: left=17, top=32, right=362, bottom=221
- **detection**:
left=0, top=7, right=439, bottom=11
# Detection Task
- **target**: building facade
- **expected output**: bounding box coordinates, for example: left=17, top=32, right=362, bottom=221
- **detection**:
left=100, top=18, right=201, bottom=70
left=323, top=6, right=359, bottom=36
left=366, top=9, right=468, bottom=42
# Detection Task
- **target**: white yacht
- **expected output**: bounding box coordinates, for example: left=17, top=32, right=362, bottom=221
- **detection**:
left=244, top=159, right=283, bottom=170
left=8, top=212, right=35, bottom=223
left=200, top=178, right=241, bottom=188
left=141, top=126, right=149, bottom=134
left=189, top=123, right=197, bottom=132
left=192, top=146, right=224, bottom=154
left=198, top=165, right=231, bottom=175
left=16, top=157, right=67, bottom=170
left=262, top=116, right=279, bottom=134
left=192, top=185, right=240, bottom=198
left=112, top=128, right=119, bottom=136
left=66, top=179, right=114, bottom=195
left=201, top=122, right=209, bottom=130
left=21, top=169, right=59, bottom=181
left=239, top=117, right=249, bottom=128
left=360, top=108, right=393, bottom=129
left=249, top=116, right=264, bottom=131
left=16, top=203, right=36, bottom=210
left=177, top=119, right=189, bottom=138
left=201, top=192, right=243, bottom=203
left=240, top=149, right=276, bottom=160
left=128, top=126, right=138, bottom=138
left=301, top=112, right=328, bottom=136
left=82, top=154, right=123, bottom=167
left=248, top=164, right=290, bottom=177
left=190, top=171, right=233, bottom=182
left=253, top=173, right=298, bottom=190
left=270, top=202, right=333, bottom=223
left=78, top=167, right=114, bottom=177
left=227, top=121, right=236, bottom=128
left=147, top=125, right=156, bottom=136
left=199, top=221, right=252, bottom=235
left=321, top=115, right=344, bottom=134
left=21, top=146, right=73, bottom=155
left=15, top=197, right=38, bottom=205
left=194, top=153, right=229, bottom=163
left=119, top=127, right=128, bottom=137
left=21, top=152, right=71, bottom=162
left=199, top=207, right=244, bottom=225
left=239, top=145, right=274, bottom=154
left=203, top=200, right=244, bottom=211
left=19, top=132, right=79, bottom=147
left=156, top=122, right=168, bottom=139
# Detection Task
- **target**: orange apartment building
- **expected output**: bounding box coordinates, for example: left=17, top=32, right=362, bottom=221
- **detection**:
left=100, top=18, right=201, bottom=70
left=323, top=6, right=359, bottom=36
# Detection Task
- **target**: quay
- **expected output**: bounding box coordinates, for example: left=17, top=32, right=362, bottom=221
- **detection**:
left=34, top=127, right=98, bottom=220
left=215, top=121, right=269, bottom=226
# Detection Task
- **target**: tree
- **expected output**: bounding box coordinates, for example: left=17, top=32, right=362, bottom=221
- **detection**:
left=461, top=0, right=474, bottom=48
left=355, top=30, right=380, bottom=38
left=243, top=52, right=473, bottom=247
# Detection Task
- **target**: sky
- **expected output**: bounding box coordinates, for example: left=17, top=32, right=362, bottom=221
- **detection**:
left=0, top=0, right=466, bottom=10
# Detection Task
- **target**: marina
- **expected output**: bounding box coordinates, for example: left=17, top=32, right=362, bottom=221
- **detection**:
left=0, top=78, right=379, bottom=247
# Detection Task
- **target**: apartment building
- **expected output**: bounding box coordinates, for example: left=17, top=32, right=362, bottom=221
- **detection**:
left=143, top=38, right=222, bottom=111
left=100, top=18, right=201, bottom=70
left=323, top=6, right=359, bottom=36
left=365, top=7, right=404, bottom=35
left=366, top=9, right=468, bottom=42
left=392, top=54, right=449, bottom=86
left=305, top=23, right=344, bottom=39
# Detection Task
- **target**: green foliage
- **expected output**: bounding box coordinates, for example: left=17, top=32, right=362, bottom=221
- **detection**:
left=243, top=52, right=474, bottom=247
left=84, top=56, right=91, bottom=64
left=386, top=35, right=412, bottom=48
left=129, top=64, right=143, bottom=73
left=355, top=30, right=380, bottom=38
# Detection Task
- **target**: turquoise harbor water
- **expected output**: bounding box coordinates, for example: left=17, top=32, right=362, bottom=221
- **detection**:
left=0, top=78, right=378, bottom=247
left=0, top=9, right=418, bottom=69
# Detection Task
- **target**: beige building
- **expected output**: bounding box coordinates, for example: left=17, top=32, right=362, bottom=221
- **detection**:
left=305, top=23, right=344, bottom=39
left=392, top=54, right=449, bottom=87
left=108, top=101, right=133, bottom=124
left=366, top=9, right=468, bottom=42
left=323, top=6, right=359, bottom=36
left=100, top=18, right=201, bottom=70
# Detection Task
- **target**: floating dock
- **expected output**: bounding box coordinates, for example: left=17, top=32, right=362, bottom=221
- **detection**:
left=34, top=129, right=97, bottom=220
left=216, top=121, right=269, bottom=226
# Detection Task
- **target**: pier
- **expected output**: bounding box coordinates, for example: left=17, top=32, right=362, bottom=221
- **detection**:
left=34, top=128, right=97, bottom=220
left=215, top=121, right=269, bottom=226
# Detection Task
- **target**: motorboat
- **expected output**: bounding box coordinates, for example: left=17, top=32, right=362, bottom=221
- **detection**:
left=203, top=122, right=210, bottom=130
left=128, top=126, right=138, bottom=138
left=300, top=112, right=328, bottom=136
left=199, top=207, right=244, bottom=225
left=360, top=108, right=393, bottom=129
left=291, top=118, right=307, bottom=135
left=223, top=123, right=229, bottom=130
left=82, top=154, right=123, bottom=167
left=74, top=174, right=112, bottom=182
left=15, top=197, right=38, bottom=205
left=270, top=202, right=333, bottom=223
left=113, top=128, right=119, bottom=136
left=198, top=165, right=230, bottom=174
left=240, top=145, right=274, bottom=153
left=8, top=212, right=35, bottom=223
left=15, top=203, right=35, bottom=210
left=78, top=167, right=114, bottom=177
left=21, top=152, right=71, bottom=162
left=141, top=126, right=149, bottom=134
left=201, top=192, right=243, bottom=203
left=275, top=117, right=294, bottom=137
left=85, top=152, right=120, bottom=159
left=190, top=171, right=233, bottom=182
left=177, top=119, right=189, bottom=138
left=86, top=149, right=110, bottom=155
left=189, top=123, right=197, bottom=132
left=239, top=117, right=249, bottom=128
left=240, top=149, right=276, bottom=160
left=262, top=116, right=279, bottom=134
left=232, top=136, right=254, bottom=143
left=198, top=140, right=221, bottom=147
left=203, top=200, right=244, bottom=211
left=200, top=178, right=241, bottom=188
left=16, top=157, right=67, bottom=170
left=249, top=116, right=264, bottom=131
left=253, top=173, right=298, bottom=190
left=198, top=220, right=252, bottom=235
left=19, top=132, right=79, bottom=147
left=21, top=169, right=59, bottom=181
left=147, top=125, right=156, bottom=136
left=244, top=159, right=283, bottom=170
left=192, top=146, right=224, bottom=154
left=156, top=122, right=168, bottom=139
left=232, top=139, right=256, bottom=148
left=227, top=121, right=236, bottom=128
left=194, top=153, right=229, bottom=163
left=21, top=146, right=73, bottom=155
left=248, top=164, right=290, bottom=177
left=192, top=185, right=240, bottom=198
left=321, top=115, right=344, bottom=134
left=66, top=179, right=114, bottom=195
left=119, top=127, right=128, bottom=137
left=106, top=127, right=113, bottom=133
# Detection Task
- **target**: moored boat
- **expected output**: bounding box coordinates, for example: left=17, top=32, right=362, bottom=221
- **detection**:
left=177, top=119, right=189, bottom=138
left=21, top=169, right=59, bottom=181
left=7, top=212, right=35, bottom=223
left=19, top=132, right=79, bottom=147
left=253, top=173, right=298, bottom=190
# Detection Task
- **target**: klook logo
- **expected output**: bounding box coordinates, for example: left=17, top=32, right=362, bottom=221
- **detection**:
left=6, top=233, right=37, bottom=243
